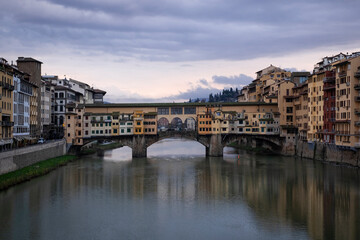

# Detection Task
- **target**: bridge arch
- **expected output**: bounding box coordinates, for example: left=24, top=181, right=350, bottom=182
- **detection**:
left=184, top=117, right=196, bottom=131
left=158, top=117, right=169, bottom=131
left=170, top=117, right=183, bottom=131
left=222, top=134, right=283, bottom=152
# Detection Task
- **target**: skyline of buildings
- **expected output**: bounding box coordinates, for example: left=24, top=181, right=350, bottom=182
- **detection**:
left=2, top=50, right=360, bottom=150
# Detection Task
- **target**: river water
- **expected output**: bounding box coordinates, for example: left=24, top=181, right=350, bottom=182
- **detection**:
left=0, top=139, right=359, bottom=240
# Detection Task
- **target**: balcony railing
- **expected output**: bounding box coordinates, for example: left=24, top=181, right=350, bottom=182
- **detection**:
left=323, top=85, right=335, bottom=91
left=355, top=121, right=360, bottom=126
left=355, top=84, right=360, bottom=90
left=355, top=69, right=360, bottom=79
left=1, top=121, right=14, bottom=127
left=355, top=109, right=360, bottom=115
left=338, top=71, right=347, bottom=78
left=355, top=96, right=360, bottom=102
left=323, top=76, right=335, bottom=83
left=336, top=131, right=351, bottom=135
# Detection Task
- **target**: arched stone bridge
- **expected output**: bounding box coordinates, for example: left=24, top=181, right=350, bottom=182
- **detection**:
left=82, top=131, right=286, bottom=158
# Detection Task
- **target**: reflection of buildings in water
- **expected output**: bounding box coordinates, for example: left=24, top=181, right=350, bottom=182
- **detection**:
left=156, top=159, right=201, bottom=202
left=0, top=150, right=359, bottom=240
left=193, top=154, right=360, bottom=240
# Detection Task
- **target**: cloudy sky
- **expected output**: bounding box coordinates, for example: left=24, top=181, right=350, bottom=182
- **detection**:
left=1, top=0, right=359, bottom=102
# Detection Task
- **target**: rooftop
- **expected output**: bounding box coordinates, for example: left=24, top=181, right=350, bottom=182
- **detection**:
left=84, top=101, right=278, bottom=108
left=17, top=57, right=43, bottom=64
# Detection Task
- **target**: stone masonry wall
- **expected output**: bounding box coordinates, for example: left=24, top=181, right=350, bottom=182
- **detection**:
left=0, top=139, right=66, bottom=175
left=296, top=140, right=360, bottom=167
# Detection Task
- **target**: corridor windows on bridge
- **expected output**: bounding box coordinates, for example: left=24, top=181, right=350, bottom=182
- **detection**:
left=158, top=107, right=169, bottom=115
left=171, top=107, right=183, bottom=115
left=184, top=107, right=196, bottom=114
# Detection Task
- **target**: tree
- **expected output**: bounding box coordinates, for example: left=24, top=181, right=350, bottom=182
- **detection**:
left=209, top=93, right=214, bottom=102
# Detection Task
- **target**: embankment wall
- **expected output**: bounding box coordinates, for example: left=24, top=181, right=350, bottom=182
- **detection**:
left=0, top=139, right=66, bottom=175
left=296, top=141, right=360, bottom=167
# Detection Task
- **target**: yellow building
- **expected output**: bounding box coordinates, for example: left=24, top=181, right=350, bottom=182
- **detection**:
left=144, top=112, right=157, bottom=135
left=111, top=112, right=120, bottom=136
left=0, top=58, right=14, bottom=149
left=334, top=54, right=360, bottom=147
left=292, top=82, right=309, bottom=141
left=198, top=108, right=213, bottom=135
left=133, top=110, right=144, bottom=134
left=307, top=73, right=324, bottom=142
left=278, top=80, right=297, bottom=138
left=64, top=103, right=84, bottom=145
left=30, top=84, right=39, bottom=137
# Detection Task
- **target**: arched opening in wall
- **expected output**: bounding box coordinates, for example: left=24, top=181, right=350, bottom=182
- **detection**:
left=184, top=117, right=196, bottom=131
left=158, top=117, right=169, bottom=131
left=148, top=138, right=205, bottom=158
left=170, top=117, right=183, bottom=131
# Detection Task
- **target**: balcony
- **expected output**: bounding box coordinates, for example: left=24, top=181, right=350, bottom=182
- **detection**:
left=1, top=121, right=14, bottom=127
left=2, top=82, right=14, bottom=91
left=355, top=96, right=360, bottom=102
left=355, top=121, right=360, bottom=126
left=300, top=89, right=308, bottom=95
left=355, top=84, right=360, bottom=90
left=338, top=71, right=347, bottom=78
left=323, top=85, right=335, bottom=91
left=355, top=69, right=360, bottom=78
left=355, top=109, right=360, bottom=115
left=323, top=76, right=335, bottom=83
left=336, top=131, right=351, bottom=135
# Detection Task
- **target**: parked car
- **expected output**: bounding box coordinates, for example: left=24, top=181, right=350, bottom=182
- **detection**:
left=37, top=138, right=46, bottom=144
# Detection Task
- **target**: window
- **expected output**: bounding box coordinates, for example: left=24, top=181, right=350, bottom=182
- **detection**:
left=171, top=107, right=183, bottom=115
left=158, top=107, right=169, bottom=115
left=184, top=107, right=196, bottom=114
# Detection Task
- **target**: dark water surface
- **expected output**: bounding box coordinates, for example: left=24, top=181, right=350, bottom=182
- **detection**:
left=0, top=139, right=359, bottom=240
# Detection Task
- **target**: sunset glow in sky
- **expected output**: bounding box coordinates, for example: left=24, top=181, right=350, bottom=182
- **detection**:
left=1, top=0, right=360, bottom=102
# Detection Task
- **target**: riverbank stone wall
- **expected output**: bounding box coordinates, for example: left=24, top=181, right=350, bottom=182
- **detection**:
left=0, top=139, right=66, bottom=175
left=296, top=140, right=360, bottom=167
